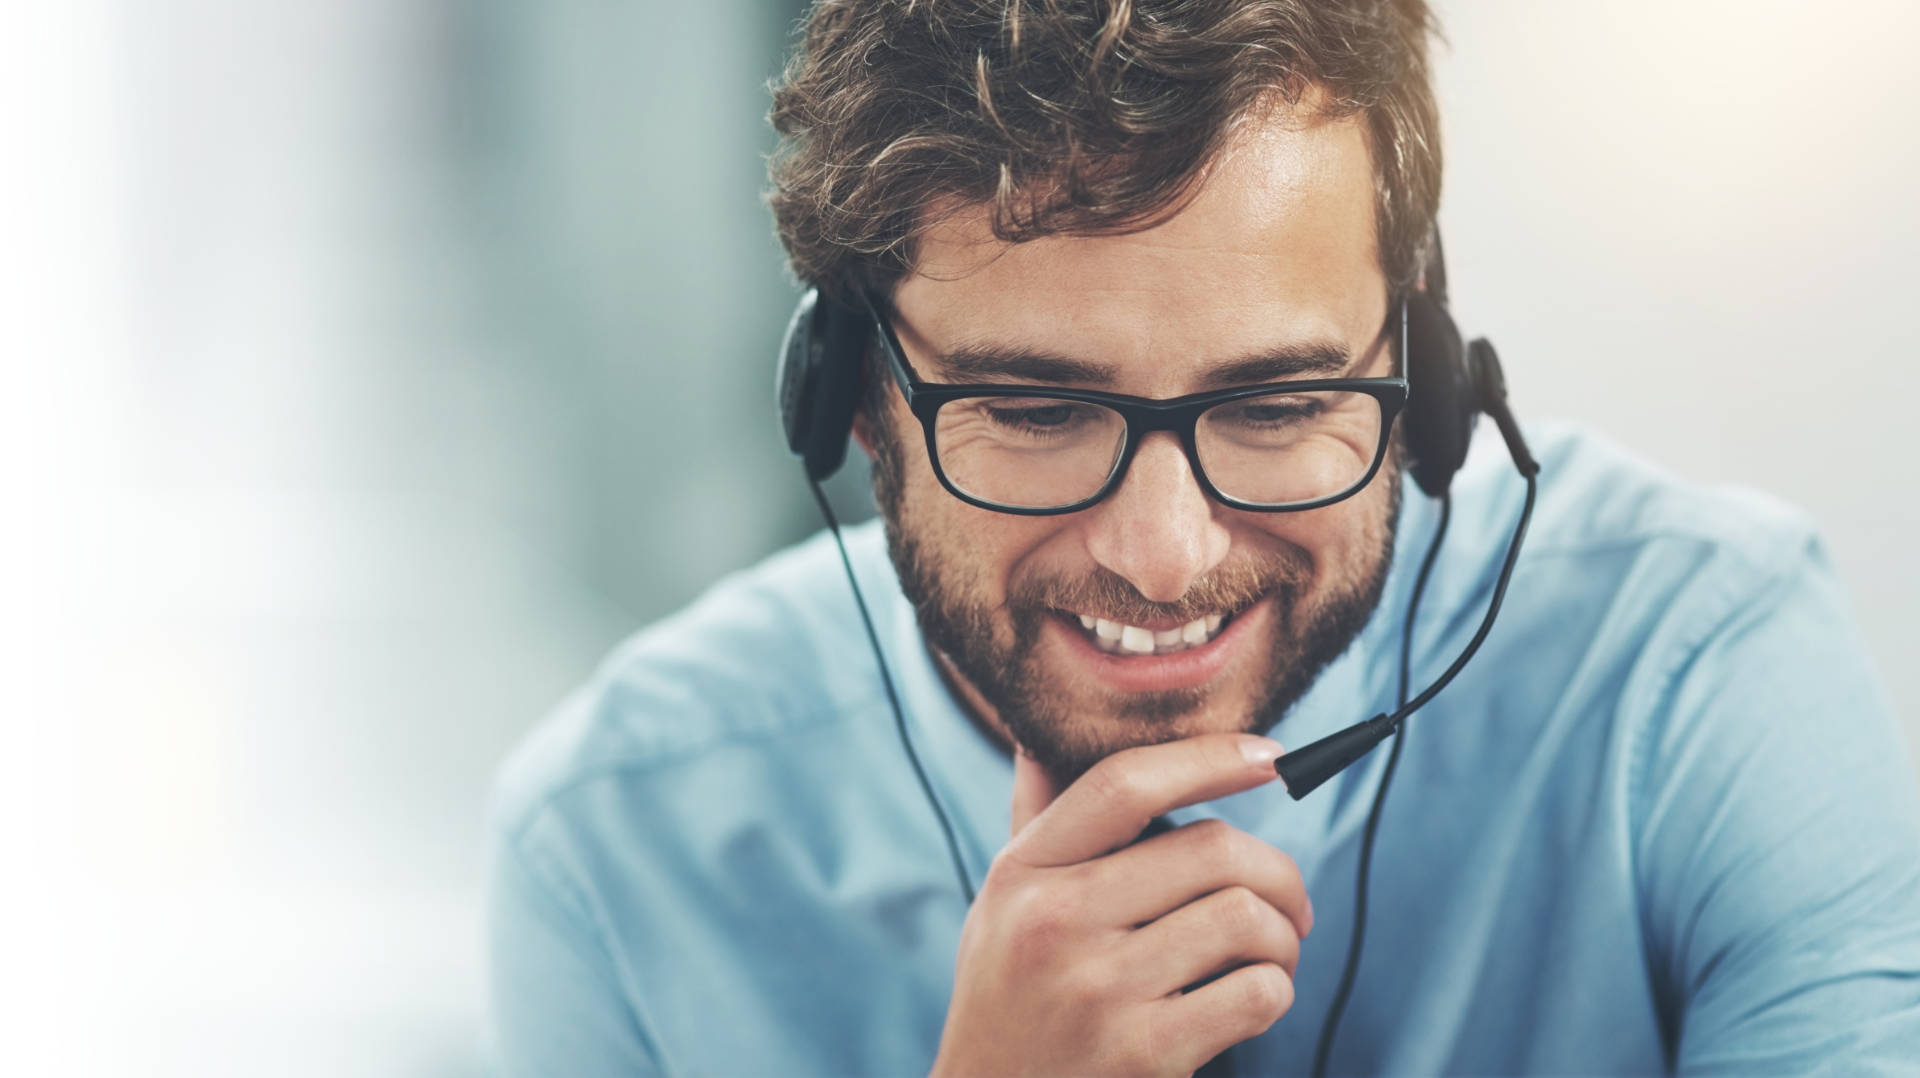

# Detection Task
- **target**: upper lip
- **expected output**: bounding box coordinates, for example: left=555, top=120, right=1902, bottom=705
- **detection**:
left=1057, top=607, right=1240, bottom=632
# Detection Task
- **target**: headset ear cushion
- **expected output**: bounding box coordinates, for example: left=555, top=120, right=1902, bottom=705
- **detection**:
left=1402, top=289, right=1477, bottom=499
left=777, top=289, right=870, bottom=482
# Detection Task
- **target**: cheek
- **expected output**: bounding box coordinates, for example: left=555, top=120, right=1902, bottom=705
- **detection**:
left=882, top=428, right=1047, bottom=605
left=960, top=513, right=1064, bottom=608
left=1243, top=479, right=1392, bottom=581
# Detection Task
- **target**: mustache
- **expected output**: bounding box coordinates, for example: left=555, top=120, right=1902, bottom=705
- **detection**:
left=1012, top=553, right=1310, bottom=626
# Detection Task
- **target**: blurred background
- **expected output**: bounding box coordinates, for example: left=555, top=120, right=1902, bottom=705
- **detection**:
left=7, top=1, right=1916, bottom=1074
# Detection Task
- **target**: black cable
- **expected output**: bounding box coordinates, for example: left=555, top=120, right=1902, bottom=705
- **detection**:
left=808, top=474, right=978, bottom=906
left=1385, top=475, right=1537, bottom=727
left=1307, top=471, right=1536, bottom=1075
left=1311, top=494, right=1452, bottom=1078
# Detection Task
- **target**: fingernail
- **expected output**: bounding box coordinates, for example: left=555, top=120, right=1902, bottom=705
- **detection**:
left=1239, top=736, right=1283, bottom=766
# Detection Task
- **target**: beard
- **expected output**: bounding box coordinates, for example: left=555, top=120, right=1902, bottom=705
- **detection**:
left=869, top=416, right=1401, bottom=786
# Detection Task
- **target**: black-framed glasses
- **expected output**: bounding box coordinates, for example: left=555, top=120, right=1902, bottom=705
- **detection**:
left=866, top=297, right=1410, bottom=516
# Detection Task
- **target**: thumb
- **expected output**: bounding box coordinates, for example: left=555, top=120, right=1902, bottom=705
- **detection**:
left=1009, top=746, right=1064, bottom=839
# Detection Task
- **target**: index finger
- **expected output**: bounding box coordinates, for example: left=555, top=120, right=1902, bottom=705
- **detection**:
left=1009, top=746, right=1064, bottom=839
left=1005, top=733, right=1283, bottom=867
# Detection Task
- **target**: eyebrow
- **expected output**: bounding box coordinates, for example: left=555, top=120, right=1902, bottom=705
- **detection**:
left=931, top=341, right=1355, bottom=389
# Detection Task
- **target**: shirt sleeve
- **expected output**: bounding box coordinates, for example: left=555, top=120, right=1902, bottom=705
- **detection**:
left=1633, top=535, right=1920, bottom=1075
left=487, top=816, right=663, bottom=1078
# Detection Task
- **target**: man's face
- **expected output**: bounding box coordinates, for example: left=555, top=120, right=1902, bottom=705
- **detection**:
left=855, top=105, right=1400, bottom=785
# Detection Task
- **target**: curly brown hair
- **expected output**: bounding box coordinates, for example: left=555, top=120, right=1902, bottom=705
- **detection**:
left=768, top=0, right=1442, bottom=304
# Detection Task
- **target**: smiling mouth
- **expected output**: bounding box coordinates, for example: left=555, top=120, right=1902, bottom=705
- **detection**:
left=1059, top=610, right=1240, bottom=657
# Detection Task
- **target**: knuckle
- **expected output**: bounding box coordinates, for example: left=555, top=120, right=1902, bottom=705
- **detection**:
left=1266, top=847, right=1313, bottom=936
left=1238, top=963, right=1295, bottom=1025
left=1270, top=846, right=1302, bottom=884
left=1007, top=911, right=1070, bottom=959
left=1085, top=756, right=1148, bottom=811
left=1278, top=929, right=1302, bottom=977
left=1191, top=817, right=1244, bottom=871
left=1058, top=953, right=1114, bottom=1007
left=1264, top=904, right=1302, bottom=974
left=1185, top=815, right=1234, bottom=852
left=981, top=849, right=1025, bottom=892
left=1004, top=881, right=1087, bottom=956
left=1217, top=885, right=1270, bottom=937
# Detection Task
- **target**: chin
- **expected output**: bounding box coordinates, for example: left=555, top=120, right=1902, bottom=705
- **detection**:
left=1015, top=667, right=1276, bottom=785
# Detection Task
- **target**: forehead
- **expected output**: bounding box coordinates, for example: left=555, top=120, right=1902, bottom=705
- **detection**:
left=893, top=105, right=1385, bottom=389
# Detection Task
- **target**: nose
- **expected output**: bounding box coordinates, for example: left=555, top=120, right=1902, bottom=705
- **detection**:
left=1081, top=431, right=1231, bottom=603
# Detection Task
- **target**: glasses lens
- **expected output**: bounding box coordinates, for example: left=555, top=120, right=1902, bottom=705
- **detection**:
left=933, top=396, right=1126, bottom=508
left=1195, top=389, right=1384, bottom=506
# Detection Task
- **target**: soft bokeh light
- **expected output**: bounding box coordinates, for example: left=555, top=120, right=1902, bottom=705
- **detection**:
left=9, top=2, right=1916, bottom=1074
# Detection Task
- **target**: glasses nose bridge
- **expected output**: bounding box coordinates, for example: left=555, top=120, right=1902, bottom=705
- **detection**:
left=1121, top=395, right=1208, bottom=444
left=1114, top=401, right=1209, bottom=494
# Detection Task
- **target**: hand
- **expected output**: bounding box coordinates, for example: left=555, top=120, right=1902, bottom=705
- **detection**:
left=930, top=733, right=1312, bottom=1078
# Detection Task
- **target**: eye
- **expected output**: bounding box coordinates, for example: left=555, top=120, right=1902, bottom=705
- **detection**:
left=981, top=400, right=1087, bottom=430
left=1215, top=397, right=1325, bottom=426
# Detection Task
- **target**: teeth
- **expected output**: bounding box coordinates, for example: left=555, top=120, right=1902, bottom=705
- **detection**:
left=1073, top=611, right=1233, bottom=656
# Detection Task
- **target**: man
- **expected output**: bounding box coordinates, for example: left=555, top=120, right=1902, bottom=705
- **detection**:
left=487, top=1, right=1920, bottom=1074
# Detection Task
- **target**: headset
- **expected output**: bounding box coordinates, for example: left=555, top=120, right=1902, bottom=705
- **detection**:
left=777, top=234, right=1540, bottom=1077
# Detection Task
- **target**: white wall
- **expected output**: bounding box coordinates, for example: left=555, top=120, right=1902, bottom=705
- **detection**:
left=1432, top=0, right=1920, bottom=775
left=7, top=2, right=800, bottom=1075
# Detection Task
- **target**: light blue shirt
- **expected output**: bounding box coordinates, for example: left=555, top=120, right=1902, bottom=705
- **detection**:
left=487, top=423, right=1920, bottom=1076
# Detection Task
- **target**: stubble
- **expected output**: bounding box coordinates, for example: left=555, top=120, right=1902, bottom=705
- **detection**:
left=868, top=412, right=1401, bottom=785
